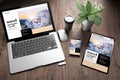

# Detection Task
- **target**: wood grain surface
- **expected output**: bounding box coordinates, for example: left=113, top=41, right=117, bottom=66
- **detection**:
left=0, top=0, right=120, bottom=80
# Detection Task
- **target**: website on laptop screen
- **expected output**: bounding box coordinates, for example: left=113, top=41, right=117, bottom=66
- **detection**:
left=2, top=3, right=53, bottom=40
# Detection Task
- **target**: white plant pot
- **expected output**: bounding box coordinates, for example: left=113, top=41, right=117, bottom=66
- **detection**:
left=81, top=19, right=93, bottom=31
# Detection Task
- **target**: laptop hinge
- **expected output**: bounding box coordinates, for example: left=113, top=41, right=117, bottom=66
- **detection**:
left=13, top=32, right=50, bottom=42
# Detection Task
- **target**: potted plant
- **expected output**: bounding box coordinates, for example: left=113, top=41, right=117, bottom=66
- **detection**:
left=76, top=0, right=105, bottom=31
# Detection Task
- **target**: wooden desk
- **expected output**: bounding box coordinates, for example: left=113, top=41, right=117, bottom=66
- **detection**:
left=0, top=0, right=120, bottom=80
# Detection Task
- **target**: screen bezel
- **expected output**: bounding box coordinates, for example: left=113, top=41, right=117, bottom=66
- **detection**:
left=0, top=2, right=55, bottom=42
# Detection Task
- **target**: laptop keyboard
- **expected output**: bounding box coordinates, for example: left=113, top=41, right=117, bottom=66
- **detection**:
left=11, top=34, right=58, bottom=59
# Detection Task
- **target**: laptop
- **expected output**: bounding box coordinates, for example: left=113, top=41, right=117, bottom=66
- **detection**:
left=1, top=2, right=65, bottom=74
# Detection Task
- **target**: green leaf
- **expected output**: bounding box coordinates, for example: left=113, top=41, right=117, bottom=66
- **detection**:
left=78, top=13, right=87, bottom=18
left=94, top=14, right=102, bottom=26
left=88, top=15, right=95, bottom=22
left=91, top=6, right=105, bottom=14
left=76, top=2, right=86, bottom=12
left=86, top=1, right=92, bottom=13
left=76, top=17, right=86, bottom=24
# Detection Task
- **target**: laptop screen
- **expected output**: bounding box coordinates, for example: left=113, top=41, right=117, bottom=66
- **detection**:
left=2, top=3, right=54, bottom=40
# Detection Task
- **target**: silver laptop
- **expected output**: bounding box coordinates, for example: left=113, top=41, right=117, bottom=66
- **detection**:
left=1, top=2, right=65, bottom=74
